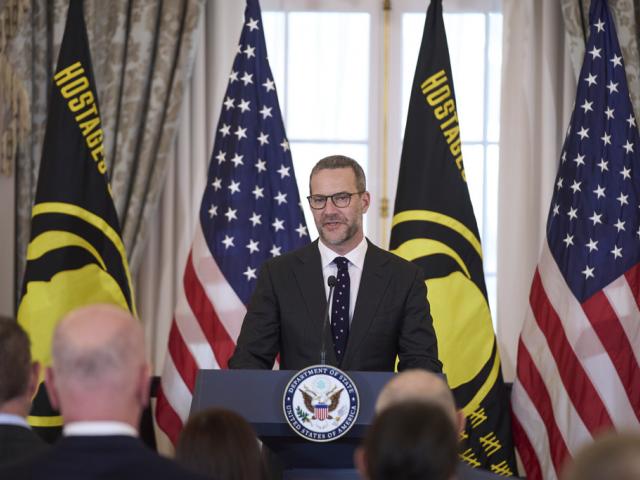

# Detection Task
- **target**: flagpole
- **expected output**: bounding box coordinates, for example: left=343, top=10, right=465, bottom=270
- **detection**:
left=380, top=0, right=391, bottom=248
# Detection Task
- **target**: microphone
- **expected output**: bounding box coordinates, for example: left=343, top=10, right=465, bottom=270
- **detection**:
left=320, top=275, right=337, bottom=365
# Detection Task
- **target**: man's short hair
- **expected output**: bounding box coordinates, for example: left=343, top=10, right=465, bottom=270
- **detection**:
left=0, top=317, right=32, bottom=404
left=309, top=155, right=366, bottom=192
left=363, top=401, right=458, bottom=480
left=176, top=407, right=266, bottom=480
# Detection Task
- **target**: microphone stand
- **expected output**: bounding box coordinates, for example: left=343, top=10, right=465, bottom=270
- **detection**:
left=320, top=275, right=337, bottom=365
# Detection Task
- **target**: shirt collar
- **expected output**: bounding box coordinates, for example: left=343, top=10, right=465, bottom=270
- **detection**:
left=63, top=421, right=138, bottom=437
left=318, top=236, right=368, bottom=270
left=0, top=413, right=30, bottom=429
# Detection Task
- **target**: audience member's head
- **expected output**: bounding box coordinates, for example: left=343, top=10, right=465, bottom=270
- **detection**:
left=176, top=408, right=265, bottom=480
left=357, top=401, right=458, bottom=480
left=0, top=317, right=40, bottom=417
left=562, top=431, right=640, bottom=480
left=375, top=369, right=464, bottom=433
left=44, top=304, right=150, bottom=428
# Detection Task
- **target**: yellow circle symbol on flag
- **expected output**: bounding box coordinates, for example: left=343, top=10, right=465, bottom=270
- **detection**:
left=390, top=210, right=495, bottom=392
left=19, top=265, right=129, bottom=374
left=18, top=203, right=133, bottom=380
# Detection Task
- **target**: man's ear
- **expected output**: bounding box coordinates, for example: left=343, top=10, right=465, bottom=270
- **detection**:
left=44, top=367, right=60, bottom=410
left=28, top=362, right=41, bottom=400
left=136, top=363, right=151, bottom=408
left=360, top=191, right=371, bottom=214
left=354, top=446, right=368, bottom=479
left=456, top=409, right=467, bottom=436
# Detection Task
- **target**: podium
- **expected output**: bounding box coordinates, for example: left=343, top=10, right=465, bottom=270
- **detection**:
left=191, top=369, right=394, bottom=480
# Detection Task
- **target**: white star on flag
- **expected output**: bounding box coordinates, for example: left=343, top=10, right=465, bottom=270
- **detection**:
left=296, top=224, right=308, bottom=237
left=610, top=53, right=622, bottom=67
left=231, top=153, right=244, bottom=167
left=252, top=185, right=264, bottom=199
left=241, top=72, right=253, bottom=85
left=222, top=235, right=235, bottom=249
left=246, top=239, right=260, bottom=253
left=277, top=165, right=290, bottom=178
left=263, top=78, right=275, bottom=91
left=244, top=44, right=255, bottom=58
left=255, top=159, right=267, bottom=172
left=257, top=132, right=269, bottom=145
left=246, top=17, right=259, bottom=31
left=249, top=212, right=262, bottom=226
left=238, top=99, right=251, bottom=113
left=243, top=266, right=257, bottom=280
left=234, top=126, right=248, bottom=140
left=274, top=191, right=287, bottom=205
left=228, top=180, right=241, bottom=194
left=272, top=218, right=285, bottom=231
left=219, top=123, right=231, bottom=137
left=225, top=207, right=238, bottom=221
left=259, top=105, right=272, bottom=119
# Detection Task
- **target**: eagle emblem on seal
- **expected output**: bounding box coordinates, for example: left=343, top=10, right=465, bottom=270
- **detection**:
left=300, top=384, right=343, bottom=421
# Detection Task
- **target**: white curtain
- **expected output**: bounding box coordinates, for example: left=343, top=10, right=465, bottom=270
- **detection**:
left=496, top=0, right=577, bottom=381
left=136, top=0, right=244, bottom=374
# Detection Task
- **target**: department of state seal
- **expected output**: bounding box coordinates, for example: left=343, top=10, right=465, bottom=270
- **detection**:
left=282, top=365, right=359, bottom=443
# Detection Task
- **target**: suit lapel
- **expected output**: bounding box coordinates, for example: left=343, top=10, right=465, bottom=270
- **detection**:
left=342, top=241, right=390, bottom=367
left=292, top=241, right=338, bottom=365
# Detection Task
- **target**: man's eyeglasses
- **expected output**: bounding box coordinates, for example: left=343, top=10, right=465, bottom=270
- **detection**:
left=307, top=191, right=365, bottom=210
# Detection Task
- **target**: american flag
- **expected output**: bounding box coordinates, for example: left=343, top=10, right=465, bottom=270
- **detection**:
left=155, top=0, right=309, bottom=444
left=511, top=1, right=640, bottom=479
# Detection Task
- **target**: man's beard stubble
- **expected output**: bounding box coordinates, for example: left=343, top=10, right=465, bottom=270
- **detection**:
left=318, top=212, right=360, bottom=247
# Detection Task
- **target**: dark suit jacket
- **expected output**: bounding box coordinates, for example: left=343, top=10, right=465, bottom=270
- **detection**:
left=229, top=240, right=442, bottom=372
left=0, top=435, right=206, bottom=480
left=0, top=424, right=48, bottom=466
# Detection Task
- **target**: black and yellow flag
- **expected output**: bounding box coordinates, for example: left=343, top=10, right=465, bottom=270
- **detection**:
left=389, top=0, right=515, bottom=475
left=18, top=0, right=136, bottom=435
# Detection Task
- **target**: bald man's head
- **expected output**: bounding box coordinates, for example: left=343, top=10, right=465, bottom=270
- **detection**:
left=46, top=304, right=150, bottom=426
left=562, top=432, right=640, bottom=480
left=376, top=370, right=462, bottom=432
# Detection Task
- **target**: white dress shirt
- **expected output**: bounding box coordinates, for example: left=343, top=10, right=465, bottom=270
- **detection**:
left=63, top=421, right=137, bottom=437
left=318, top=237, right=368, bottom=325
left=0, top=412, right=30, bottom=428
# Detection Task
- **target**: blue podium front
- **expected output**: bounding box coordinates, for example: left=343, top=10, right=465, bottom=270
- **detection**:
left=190, top=369, right=394, bottom=479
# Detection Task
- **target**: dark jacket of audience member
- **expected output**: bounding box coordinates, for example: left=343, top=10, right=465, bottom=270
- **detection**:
left=176, top=407, right=266, bottom=480
left=358, top=401, right=458, bottom=480
left=0, top=318, right=48, bottom=465
left=1, top=434, right=208, bottom=480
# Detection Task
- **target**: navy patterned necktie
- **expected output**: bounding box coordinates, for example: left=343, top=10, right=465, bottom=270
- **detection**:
left=331, top=256, right=350, bottom=363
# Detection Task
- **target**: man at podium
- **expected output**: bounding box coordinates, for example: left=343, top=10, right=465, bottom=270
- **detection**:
left=229, top=155, right=441, bottom=373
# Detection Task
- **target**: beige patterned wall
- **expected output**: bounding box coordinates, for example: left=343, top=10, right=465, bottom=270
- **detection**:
left=4, top=0, right=203, bottom=302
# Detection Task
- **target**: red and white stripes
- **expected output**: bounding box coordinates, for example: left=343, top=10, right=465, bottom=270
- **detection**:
left=512, top=242, right=640, bottom=480
left=155, top=223, right=246, bottom=444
